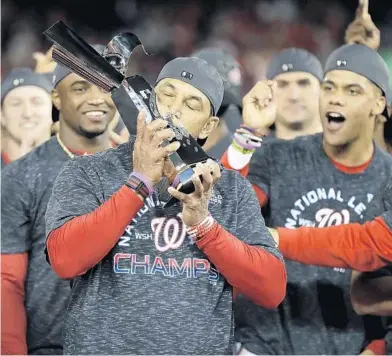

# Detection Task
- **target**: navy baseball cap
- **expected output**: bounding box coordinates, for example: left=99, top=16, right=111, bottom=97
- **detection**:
left=1, top=67, right=53, bottom=104
left=266, top=48, right=323, bottom=81
left=156, top=57, right=224, bottom=116
left=52, top=44, right=106, bottom=122
left=325, top=44, right=391, bottom=118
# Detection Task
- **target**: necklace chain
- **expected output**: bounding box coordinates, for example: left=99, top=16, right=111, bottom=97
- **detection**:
left=56, top=133, right=114, bottom=158
left=56, top=133, right=75, bottom=159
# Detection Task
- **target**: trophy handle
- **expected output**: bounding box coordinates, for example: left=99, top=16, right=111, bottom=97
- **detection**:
left=102, top=33, right=152, bottom=75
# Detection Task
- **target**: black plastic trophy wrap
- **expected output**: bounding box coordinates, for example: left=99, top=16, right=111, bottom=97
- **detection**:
left=44, top=20, right=215, bottom=207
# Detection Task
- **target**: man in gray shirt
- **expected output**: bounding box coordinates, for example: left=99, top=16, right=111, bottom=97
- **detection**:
left=233, top=44, right=392, bottom=354
left=1, top=45, right=117, bottom=355
left=45, top=57, right=286, bottom=355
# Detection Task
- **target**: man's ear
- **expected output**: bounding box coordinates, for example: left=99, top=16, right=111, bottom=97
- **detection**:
left=51, top=89, right=61, bottom=111
left=198, top=116, right=220, bottom=140
left=371, top=96, right=386, bottom=117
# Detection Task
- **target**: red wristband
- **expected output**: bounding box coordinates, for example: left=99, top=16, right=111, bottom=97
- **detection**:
left=186, top=214, right=216, bottom=242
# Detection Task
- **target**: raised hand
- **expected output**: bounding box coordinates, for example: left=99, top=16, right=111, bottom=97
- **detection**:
left=33, top=46, right=57, bottom=74
left=242, top=80, right=278, bottom=135
left=345, top=0, right=380, bottom=51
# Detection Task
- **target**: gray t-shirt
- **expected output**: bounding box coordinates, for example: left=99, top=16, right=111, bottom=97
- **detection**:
left=1, top=137, right=72, bottom=354
left=45, top=137, right=282, bottom=355
left=236, top=133, right=392, bottom=355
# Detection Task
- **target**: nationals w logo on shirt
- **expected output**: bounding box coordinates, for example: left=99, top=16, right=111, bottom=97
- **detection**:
left=113, top=196, right=220, bottom=284
left=284, top=187, right=374, bottom=228
left=151, top=213, right=189, bottom=252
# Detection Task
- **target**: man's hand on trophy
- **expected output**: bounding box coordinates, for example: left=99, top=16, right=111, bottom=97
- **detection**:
left=168, top=159, right=221, bottom=226
left=133, top=111, right=180, bottom=185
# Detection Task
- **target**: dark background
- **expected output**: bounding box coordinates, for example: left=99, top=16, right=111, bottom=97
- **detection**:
left=2, top=0, right=392, bottom=92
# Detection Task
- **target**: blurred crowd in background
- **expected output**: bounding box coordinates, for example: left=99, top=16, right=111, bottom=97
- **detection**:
left=2, top=0, right=392, bottom=92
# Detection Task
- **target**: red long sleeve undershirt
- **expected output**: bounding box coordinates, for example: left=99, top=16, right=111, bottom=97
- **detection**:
left=277, top=219, right=391, bottom=355
left=1, top=253, right=28, bottom=355
left=46, top=185, right=285, bottom=309
left=47, top=186, right=144, bottom=279
left=277, top=217, right=392, bottom=272
left=196, top=224, right=286, bottom=308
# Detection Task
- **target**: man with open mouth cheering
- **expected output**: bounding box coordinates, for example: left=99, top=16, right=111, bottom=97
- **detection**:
left=228, top=43, right=392, bottom=355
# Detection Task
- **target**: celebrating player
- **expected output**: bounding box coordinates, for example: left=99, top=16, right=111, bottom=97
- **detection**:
left=44, top=56, right=286, bottom=355
left=230, top=43, right=392, bottom=355
left=1, top=46, right=117, bottom=354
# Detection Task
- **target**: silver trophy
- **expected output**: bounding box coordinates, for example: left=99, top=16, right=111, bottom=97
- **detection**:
left=44, top=21, right=215, bottom=207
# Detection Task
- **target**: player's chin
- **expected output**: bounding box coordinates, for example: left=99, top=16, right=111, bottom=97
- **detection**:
left=79, top=124, right=108, bottom=139
left=281, top=116, right=308, bottom=129
left=83, top=117, right=109, bottom=129
left=323, top=131, right=351, bottom=147
left=280, top=112, right=305, bottom=124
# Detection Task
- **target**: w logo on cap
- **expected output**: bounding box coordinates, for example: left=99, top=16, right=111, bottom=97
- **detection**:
left=282, top=63, right=294, bottom=72
left=181, top=71, right=193, bottom=80
left=336, top=60, right=347, bottom=67
left=13, top=78, right=25, bottom=86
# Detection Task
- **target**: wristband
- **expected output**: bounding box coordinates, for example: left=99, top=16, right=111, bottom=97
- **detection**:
left=240, top=124, right=257, bottom=134
left=232, top=138, right=256, bottom=154
left=234, top=132, right=262, bottom=151
left=186, top=214, right=217, bottom=242
left=240, top=124, right=269, bottom=137
left=126, top=172, right=154, bottom=199
left=171, top=174, right=181, bottom=189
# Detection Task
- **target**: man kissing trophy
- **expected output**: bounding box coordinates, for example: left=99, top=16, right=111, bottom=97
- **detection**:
left=44, top=20, right=217, bottom=206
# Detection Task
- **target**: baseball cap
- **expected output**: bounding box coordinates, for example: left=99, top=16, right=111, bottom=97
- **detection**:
left=266, top=48, right=323, bottom=81
left=156, top=57, right=224, bottom=116
left=324, top=44, right=390, bottom=118
left=52, top=44, right=106, bottom=122
left=386, top=81, right=392, bottom=109
left=1, top=67, right=53, bottom=104
left=191, top=48, right=242, bottom=108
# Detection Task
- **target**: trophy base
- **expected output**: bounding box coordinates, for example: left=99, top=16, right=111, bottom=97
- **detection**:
left=164, top=159, right=223, bottom=208
left=164, top=166, right=197, bottom=208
